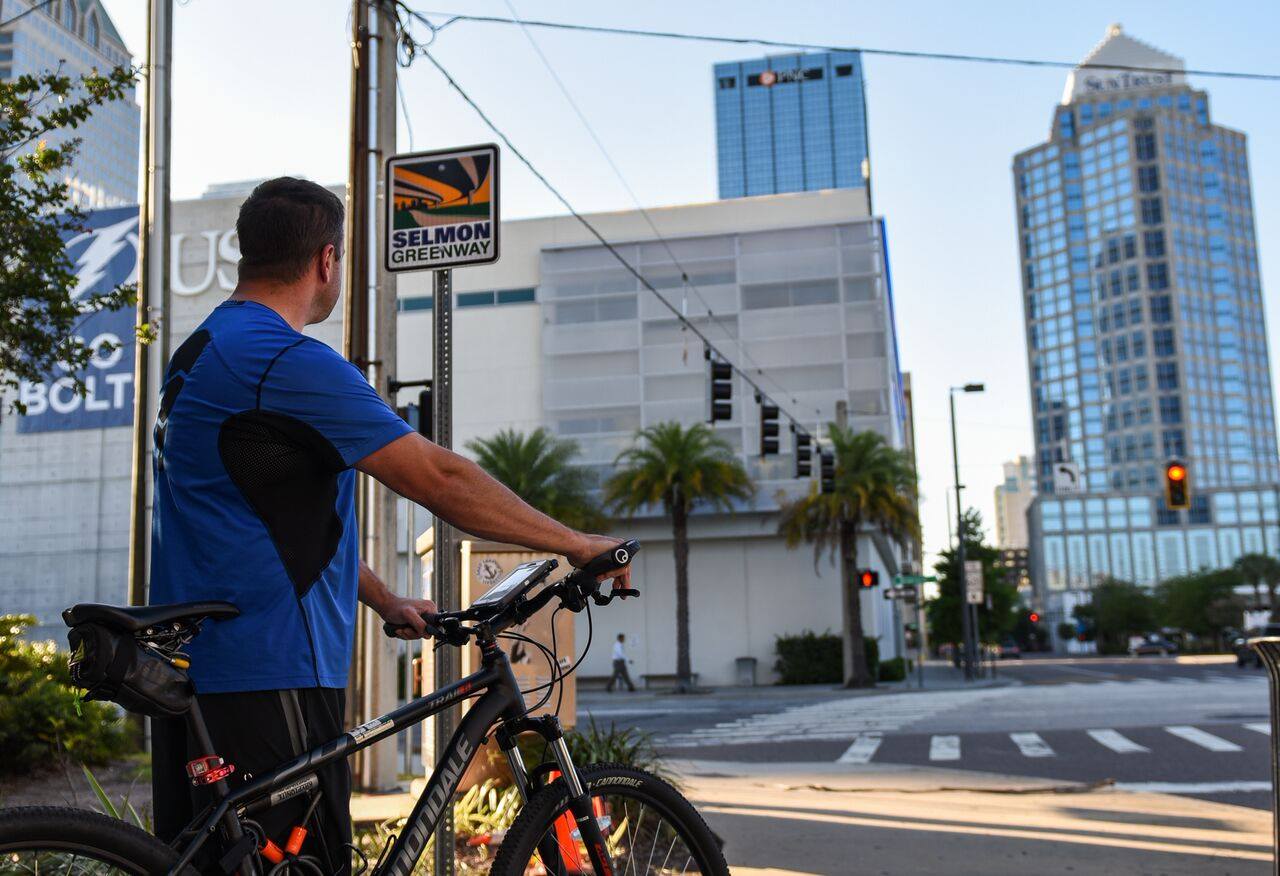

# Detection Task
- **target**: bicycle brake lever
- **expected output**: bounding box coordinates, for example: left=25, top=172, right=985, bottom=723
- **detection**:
left=591, top=588, right=640, bottom=606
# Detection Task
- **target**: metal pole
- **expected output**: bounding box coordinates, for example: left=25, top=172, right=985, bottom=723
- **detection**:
left=126, top=0, right=172, bottom=609
left=432, top=268, right=457, bottom=876
left=950, top=391, right=974, bottom=680
left=1249, top=637, right=1280, bottom=876
left=343, top=0, right=372, bottom=740
left=358, top=0, right=400, bottom=792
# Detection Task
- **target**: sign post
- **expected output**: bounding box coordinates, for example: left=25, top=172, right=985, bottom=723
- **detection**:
left=385, top=143, right=499, bottom=875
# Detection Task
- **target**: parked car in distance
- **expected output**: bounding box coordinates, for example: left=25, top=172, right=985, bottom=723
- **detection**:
left=1233, top=624, right=1280, bottom=668
left=1129, top=634, right=1179, bottom=657
left=997, top=638, right=1022, bottom=659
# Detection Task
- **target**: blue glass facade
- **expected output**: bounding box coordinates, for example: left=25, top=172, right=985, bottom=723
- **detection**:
left=714, top=52, right=869, bottom=199
left=1017, top=81, right=1280, bottom=603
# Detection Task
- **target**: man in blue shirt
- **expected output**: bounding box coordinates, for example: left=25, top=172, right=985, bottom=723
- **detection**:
left=150, top=178, right=629, bottom=869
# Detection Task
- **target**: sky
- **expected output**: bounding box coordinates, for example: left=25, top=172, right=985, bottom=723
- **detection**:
left=98, top=0, right=1280, bottom=574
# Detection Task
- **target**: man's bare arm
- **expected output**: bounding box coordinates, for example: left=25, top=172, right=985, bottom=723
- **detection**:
left=357, top=432, right=629, bottom=588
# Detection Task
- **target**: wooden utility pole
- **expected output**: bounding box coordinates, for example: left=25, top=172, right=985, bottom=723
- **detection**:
left=344, top=0, right=401, bottom=792
left=127, top=0, right=172, bottom=607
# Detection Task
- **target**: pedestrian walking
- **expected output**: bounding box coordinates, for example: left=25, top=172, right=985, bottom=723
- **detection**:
left=607, top=633, right=636, bottom=692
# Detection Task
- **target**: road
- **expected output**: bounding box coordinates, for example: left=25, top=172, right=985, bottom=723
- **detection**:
left=579, top=656, right=1274, bottom=810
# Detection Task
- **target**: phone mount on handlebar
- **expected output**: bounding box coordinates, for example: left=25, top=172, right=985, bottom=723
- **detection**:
left=382, top=539, right=642, bottom=641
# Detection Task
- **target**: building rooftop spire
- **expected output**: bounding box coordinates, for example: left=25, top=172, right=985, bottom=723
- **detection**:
left=1061, top=24, right=1186, bottom=104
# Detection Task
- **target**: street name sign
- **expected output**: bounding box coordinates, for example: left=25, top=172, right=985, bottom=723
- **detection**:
left=964, top=560, right=984, bottom=605
left=894, top=574, right=936, bottom=585
left=385, top=143, right=500, bottom=272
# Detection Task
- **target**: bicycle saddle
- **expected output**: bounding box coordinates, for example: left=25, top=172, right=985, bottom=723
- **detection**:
left=62, top=601, right=240, bottom=633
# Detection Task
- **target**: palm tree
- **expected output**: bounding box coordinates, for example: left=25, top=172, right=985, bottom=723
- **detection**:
left=466, top=428, right=606, bottom=532
left=604, top=422, right=754, bottom=691
left=1233, top=553, right=1280, bottom=610
left=777, top=425, right=919, bottom=688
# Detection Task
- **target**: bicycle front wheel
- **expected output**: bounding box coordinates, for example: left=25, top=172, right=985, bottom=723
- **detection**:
left=0, top=806, right=182, bottom=875
left=491, top=763, right=728, bottom=876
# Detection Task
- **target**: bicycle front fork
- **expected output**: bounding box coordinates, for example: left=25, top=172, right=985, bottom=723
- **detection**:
left=498, top=716, right=615, bottom=876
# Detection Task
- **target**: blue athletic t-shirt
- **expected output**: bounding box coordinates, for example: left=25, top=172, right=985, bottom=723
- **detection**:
left=149, top=300, right=413, bottom=693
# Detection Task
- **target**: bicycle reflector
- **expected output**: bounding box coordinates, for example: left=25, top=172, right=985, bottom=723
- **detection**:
left=1164, top=460, right=1189, bottom=509
left=1029, top=612, right=1040, bottom=624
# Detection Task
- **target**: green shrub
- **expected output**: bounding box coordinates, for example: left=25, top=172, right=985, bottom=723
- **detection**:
left=775, top=631, right=882, bottom=684
left=0, top=614, right=133, bottom=776
left=518, top=718, right=675, bottom=786
left=775, top=630, right=841, bottom=684
left=878, top=656, right=910, bottom=682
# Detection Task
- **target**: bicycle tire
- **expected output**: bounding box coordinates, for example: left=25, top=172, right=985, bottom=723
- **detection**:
left=490, top=763, right=729, bottom=876
left=0, top=805, right=185, bottom=875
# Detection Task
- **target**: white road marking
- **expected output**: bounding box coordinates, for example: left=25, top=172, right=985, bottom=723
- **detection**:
left=1115, top=780, right=1270, bottom=794
left=930, top=735, right=961, bottom=761
left=1165, top=725, right=1242, bottom=752
left=1009, top=732, right=1055, bottom=757
left=837, top=734, right=883, bottom=764
left=1086, top=728, right=1150, bottom=753
left=1166, top=677, right=1199, bottom=684
left=1244, top=722, right=1271, bottom=735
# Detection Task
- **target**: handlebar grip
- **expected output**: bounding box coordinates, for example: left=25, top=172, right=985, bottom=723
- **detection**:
left=578, top=539, right=641, bottom=577
left=382, top=614, right=449, bottom=640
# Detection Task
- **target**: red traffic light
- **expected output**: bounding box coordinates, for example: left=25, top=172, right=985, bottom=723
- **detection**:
left=1029, top=612, right=1040, bottom=624
left=1166, top=464, right=1186, bottom=482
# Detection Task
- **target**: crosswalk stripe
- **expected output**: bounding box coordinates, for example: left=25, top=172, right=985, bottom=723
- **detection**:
left=1244, top=722, right=1271, bottom=735
left=1165, top=725, right=1242, bottom=752
left=1087, top=728, right=1150, bottom=753
left=1009, top=731, right=1055, bottom=757
left=837, top=734, right=883, bottom=764
left=930, top=735, right=960, bottom=761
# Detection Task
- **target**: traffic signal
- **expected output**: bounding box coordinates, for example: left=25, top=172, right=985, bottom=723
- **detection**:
left=857, top=569, right=879, bottom=589
left=707, top=349, right=732, bottom=422
left=820, top=447, right=836, bottom=494
left=759, top=400, right=780, bottom=455
left=794, top=430, right=812, bottom=478
left=1028, top=612, right=1040, bottom=624
left=1164, top=460, right=1189, bottom=509
left=417, top=386, right=433, bottom=442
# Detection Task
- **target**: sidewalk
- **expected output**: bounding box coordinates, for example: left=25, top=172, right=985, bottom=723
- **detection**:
left=677, top=759, right=1272, bottom=875
left=578, top=661, right=1010, bottom=711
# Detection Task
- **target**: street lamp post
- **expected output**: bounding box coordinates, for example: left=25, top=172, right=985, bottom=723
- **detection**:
left=950, top=383, right=985, bottom=680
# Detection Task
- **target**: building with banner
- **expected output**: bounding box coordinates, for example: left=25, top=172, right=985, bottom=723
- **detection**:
left=1015, top=26, right=1280, bottom=640
left=0, top=0, right=139, bottom=207
left=0, top=185, right=913, bottom=686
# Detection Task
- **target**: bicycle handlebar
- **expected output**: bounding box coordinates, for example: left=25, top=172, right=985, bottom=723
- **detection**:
left=382, top=539, right=640, bottom=641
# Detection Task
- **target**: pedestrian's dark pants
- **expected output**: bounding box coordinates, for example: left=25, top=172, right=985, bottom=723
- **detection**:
left=607, top=658, right=636, bottom=692
left=152, top=687, right=352, bottom=875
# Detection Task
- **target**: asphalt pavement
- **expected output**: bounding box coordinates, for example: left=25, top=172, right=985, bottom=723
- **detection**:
left=579, top=655, right=1275, bottom=809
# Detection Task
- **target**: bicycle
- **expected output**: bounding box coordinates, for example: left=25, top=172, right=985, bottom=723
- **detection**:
left=0, top=539, right=729, bottom=876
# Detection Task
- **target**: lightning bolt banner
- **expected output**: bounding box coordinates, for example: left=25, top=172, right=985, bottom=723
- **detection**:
left=17, top=205, right=140, bottom=433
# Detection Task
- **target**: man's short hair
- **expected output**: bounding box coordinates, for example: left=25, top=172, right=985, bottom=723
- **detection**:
left=236, top=177, right=344, bottom=283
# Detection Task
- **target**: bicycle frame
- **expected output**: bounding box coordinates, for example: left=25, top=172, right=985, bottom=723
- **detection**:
left=169, top=641, right=543, bottom=876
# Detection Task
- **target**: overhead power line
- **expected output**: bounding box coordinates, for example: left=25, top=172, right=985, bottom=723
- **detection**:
left=496, top=0, right=820, bottom=421
left=402, top=9, right=1280, bottom=83
left=394, top=29, right=820, bottom=437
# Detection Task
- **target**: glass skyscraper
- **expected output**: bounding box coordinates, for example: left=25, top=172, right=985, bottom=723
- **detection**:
left=0, top=0, right=138, bottom=207
left=713, top=51, right=869, bottom=201
left=1017, top=26, right=1279, bottom=635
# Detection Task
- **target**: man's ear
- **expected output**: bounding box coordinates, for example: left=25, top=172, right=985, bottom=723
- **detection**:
left=318, top=244, right=337, bottom=284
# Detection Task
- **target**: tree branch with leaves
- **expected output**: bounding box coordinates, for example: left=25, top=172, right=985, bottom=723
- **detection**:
left=1, top=65, right=139, bottom=413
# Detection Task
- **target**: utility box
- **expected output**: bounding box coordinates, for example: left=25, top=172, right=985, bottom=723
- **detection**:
left=416, top=532, right=576, bottom=786
left=735, top=656, right=757, bottom=687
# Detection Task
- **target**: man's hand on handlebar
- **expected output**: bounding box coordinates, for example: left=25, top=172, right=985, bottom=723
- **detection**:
left=567, top=534, right=636, bottom=597
left=376, top=594, right=439, bottom=640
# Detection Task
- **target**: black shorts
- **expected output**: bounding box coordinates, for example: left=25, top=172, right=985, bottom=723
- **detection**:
left=152, top=687, right=351, bottom=874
